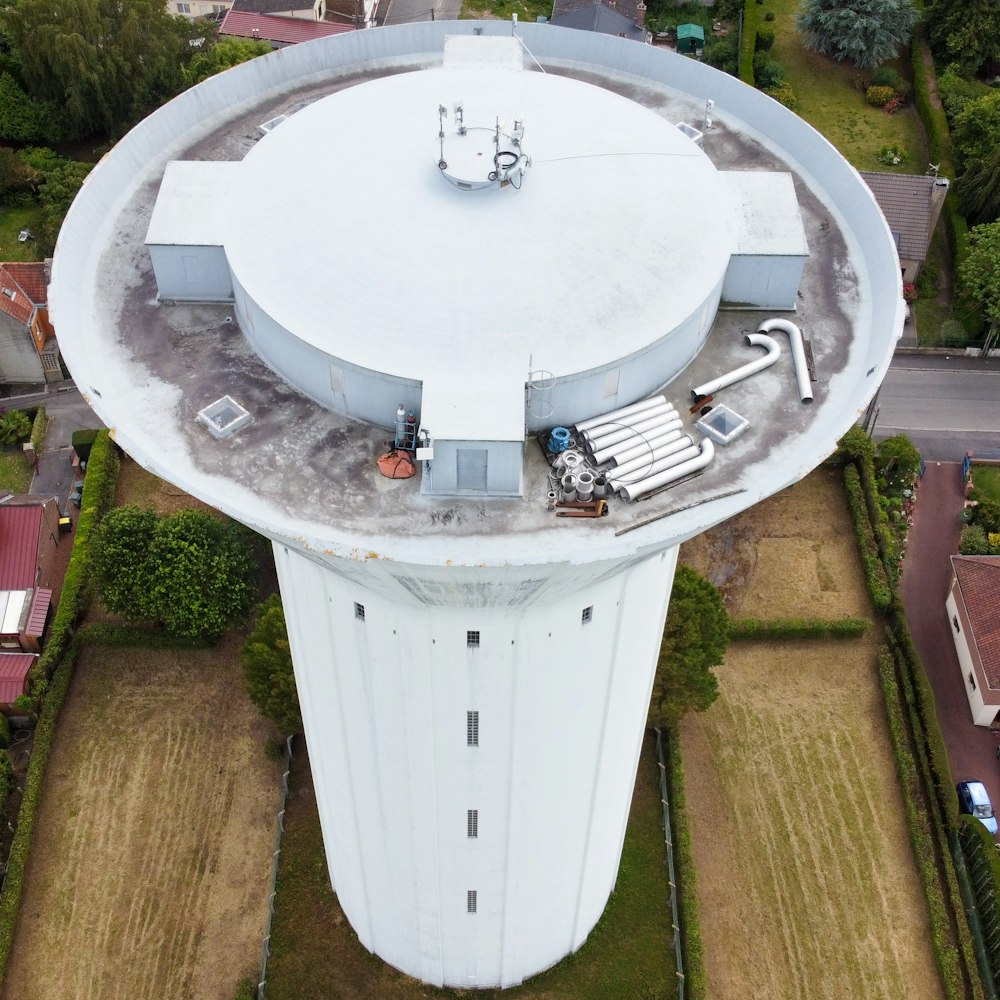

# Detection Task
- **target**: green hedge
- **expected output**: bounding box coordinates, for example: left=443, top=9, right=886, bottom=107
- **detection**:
left=959, top=816, right=1000, bottom=985
left=739, top=0, right=756, bottom=85
left=664, top=727, right=706, bottom=1000
left=75, top=621, right=211, bottom=650
left=877, top=646, right=967, bottom=1000
left=843, top=464, right=892, bottom=611
left=29, top=406, right=46, bottom=458
left=27, top=431, right=120, bottom=696
left=730, top=617, right=871, bottom=640
left=0, top=641, right=78, bottom=979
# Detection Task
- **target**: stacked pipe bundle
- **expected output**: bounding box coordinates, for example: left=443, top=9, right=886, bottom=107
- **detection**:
left=574, top=395, right=715, bottom=502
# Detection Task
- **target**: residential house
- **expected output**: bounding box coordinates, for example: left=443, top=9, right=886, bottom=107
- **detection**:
left=860, top=171, right=950, bottom=283
left=0, top=499, right=64, bottom=711
left=0, top=261, right=60, bottom=385
left=948, top=555, right=1000, bottom=726
left=550, top=0, right=648, bottom=41
left=220, top=6, right=354, bottom=43
left=171, top=0, right=320, bottom=20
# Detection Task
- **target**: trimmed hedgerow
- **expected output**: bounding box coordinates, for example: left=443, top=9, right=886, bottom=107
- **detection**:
left=843, top=464, right=892, bottom=611
left=0, top=641, right=78, bottom=980
left=877, top=646, right=967, bottom=1000
left=731, top=617, right=871, bottom=640
left=663, top=727, right=706, bottom=1000
left=29, top=405, right=47, bottom=458
left=958, top=816, right=1000, bottom=986
left=26, top=431, right=120, bottom=697
left=739, top=0, right=756, bottom=85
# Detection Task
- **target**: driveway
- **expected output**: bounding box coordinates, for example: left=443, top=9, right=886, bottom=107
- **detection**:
left=899, top=461, right=1000, bottom=814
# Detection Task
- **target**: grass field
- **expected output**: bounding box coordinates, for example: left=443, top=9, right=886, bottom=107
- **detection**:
left=0, top=638, right=280, bottom=1000
left=972, top=465, right=1000, bottom=504
left=264, top=733, right=676, bottom=1000
left=0, top=449, right=32, bottom=494
left=765, top=0, right=926, bottom=171
left=679, top=469, right=944, bottom=1000
left=0, top=205, right=43, bottom=264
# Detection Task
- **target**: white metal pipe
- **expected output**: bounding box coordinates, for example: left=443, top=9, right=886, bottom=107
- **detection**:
left=579, top=401, right=675, bottom=446
left=574, top=394, right=667, bottom=433
left=757, top=317, right=813, bottom=403
left=606, top=435, right=694, bottom=482
left=691, top=333, right=780, bottom=400
left=601, top=426, right=685, bottom=467
left=617, top=438, right=716, bottom=502
left=582, top=411, right=680, bottom=455
left=590, top=419, right=684, bottom=465
left=607, top=442, right=700, bottom=490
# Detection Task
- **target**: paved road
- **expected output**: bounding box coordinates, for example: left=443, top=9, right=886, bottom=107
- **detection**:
left=379, top=0, right=460, bottom=27
left=874, top=353, right=1000, bottom=461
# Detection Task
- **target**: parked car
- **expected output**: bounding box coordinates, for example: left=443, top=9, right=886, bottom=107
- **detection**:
left=957, top=780, right=998, bottom=835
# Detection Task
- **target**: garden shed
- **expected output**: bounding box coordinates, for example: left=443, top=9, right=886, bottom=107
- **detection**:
left=677, top=23, right=704, bottom=53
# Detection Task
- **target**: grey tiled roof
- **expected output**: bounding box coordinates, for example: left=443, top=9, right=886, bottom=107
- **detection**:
left=550, top=2, right=645, bottom=40
left=551, top=0, right=641, bottom=27
left=860, top=171, right=940, bottom=263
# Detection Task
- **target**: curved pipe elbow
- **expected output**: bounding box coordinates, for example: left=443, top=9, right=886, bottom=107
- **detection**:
left=757, top=318, right=813, bottom=403
left=691, top=334, right=780, bottom=400
left=618, top=438, right=716, bottom=502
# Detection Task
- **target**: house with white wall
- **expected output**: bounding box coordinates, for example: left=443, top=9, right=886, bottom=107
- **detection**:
left=947, top=555, right=1000, bottom=726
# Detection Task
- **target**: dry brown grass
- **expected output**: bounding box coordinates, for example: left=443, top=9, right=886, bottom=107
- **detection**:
left=679, top=470, right=943, bottom=1000
left=1, top=636, right=279, bottom=1000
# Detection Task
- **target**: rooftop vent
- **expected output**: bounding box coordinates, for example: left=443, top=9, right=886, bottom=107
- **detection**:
left=695, top=404, right=750, bottom=446
left=196, top=395, right=253, bottom=440
left=675, top=122, right=704, bottom=147
left=258, top=114, right=289, bottom=136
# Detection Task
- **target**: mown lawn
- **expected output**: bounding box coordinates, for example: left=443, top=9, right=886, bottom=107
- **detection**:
left=972, top=465, right=1000, bottom=504
left=0, top=205, right=44, bottom=264
left=0, top=448, right=32, bottom=494
left=765, top=0, right=926, bottom=171
left=264, top=734, right=676, bottom=1000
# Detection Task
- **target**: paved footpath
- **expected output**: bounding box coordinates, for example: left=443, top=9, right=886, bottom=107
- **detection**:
left=899, top=461, right=1000, bottom=807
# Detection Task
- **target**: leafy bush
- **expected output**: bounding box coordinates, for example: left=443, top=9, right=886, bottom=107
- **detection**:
left=872, top=66, right=900, bottom=88
left=764, top=82, right=798, bottom=110
left=242, top=594, right=301, bottom=736
left=752, top=53, right=785, bottom=89
left=755, top=25, right=775, bottom=50
left=916, top=262, right=940, bottom=299
left=866, top=84, right=897, bottom=107
left=877, top=143, right=907, bottom=165
left=0, top=714, right=9, bottom=751
left=763, top=9, right=774, bottom=20
left=28, top=405, right=47, bottom=457
left=0, top=411, right=30, bottom=446
left=971, top=498, right=1000, bottom=534
left=0, top=751, right=12, bottom=809
left=834, top=425, right=877, bottom=464
left=705, top=34, right=740, bottom=76
left=959, top=524, right=997, bottom=555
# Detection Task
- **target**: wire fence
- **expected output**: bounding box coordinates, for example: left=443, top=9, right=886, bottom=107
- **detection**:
left=653, top=727, right=686, bottom=1000
left=257, top=735, right=294, bottom=1000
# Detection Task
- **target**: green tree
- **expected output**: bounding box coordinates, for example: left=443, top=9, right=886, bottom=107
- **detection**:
left=147, top=511, right=258, bottom=642
left=242, top=594, right=301, bottom=735
left=38, top=159, right=91, bottom=253
left=91, top=504, right=158, bottom=617
left=1, top=0, right=191, bottom=137
left=836, top=424, right=876, bottom=464
left=959, top=221, right=1000, bottom=329
left=648, top=566, right=729, bottom=728
left=0, top=409, right=30, bottom=444
left=927, top=0, right=1000, bottom=77
left=959, top=524, right=994, bottom=555
left=950, top=89, right=1000, bottom=223
left=875, top=434, right=920, bottom=488
left=183, top=36, right=271, bottom=86
left=796, top=0, right=918, bottom=71
left=0, top=72, right=40, bottom=143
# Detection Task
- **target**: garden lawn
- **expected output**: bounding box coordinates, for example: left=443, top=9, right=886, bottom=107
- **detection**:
left=460, top=0, right=550, bottom=22
left=765, top=0, right=926, bottom=171
left=972, top=465, right=1000, bottom=504
left=0, top=206, right=44, bottom=264
left=0, top=449, right=32, bottom=494
left=264, top=733, right=676, bottom=1000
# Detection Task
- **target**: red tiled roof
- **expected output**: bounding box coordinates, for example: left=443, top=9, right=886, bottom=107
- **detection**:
left=4, top=262, right=47, bottom=305
left=220, top=10, right=353, bottom=43
left=25, top=587, right=50, bottom=638
left=0, top=506, right=43, bottom=591
left=0, top=266, right=35, bottom=326
left=953, top=556, right=1000, bottom=688
left=0, top=653, right=35, bottom=705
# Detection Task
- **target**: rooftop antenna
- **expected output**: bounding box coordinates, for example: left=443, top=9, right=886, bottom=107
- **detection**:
left=928, top=163, right=940, bottom=177
left=703, top=98, right=714, bottom=130
left=512, top=12, right=518, bottom=34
